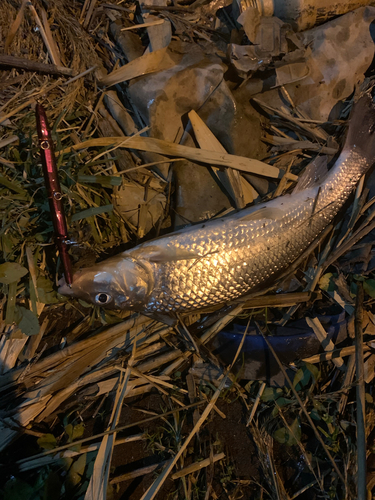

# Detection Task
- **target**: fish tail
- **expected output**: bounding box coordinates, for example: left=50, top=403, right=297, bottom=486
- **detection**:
left=344, top=83, right=375, bottom=164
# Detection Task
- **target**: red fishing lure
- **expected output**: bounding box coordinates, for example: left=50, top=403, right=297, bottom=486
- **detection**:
left=35, top=103, right=73, bottom=286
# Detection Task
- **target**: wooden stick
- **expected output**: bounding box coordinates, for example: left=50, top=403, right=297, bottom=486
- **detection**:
left=338, top=354, right=356, bottom=414
left=355, top=283, right=366, bottom=500
left=15, top=401, right=206, bottom=464
left=0, top=315, right=150, bottom=389
left=27, top=2, right=59, bottom=66
left=40, top=8, right=62, bottom=67
left=0, top=55, right=74, bottom=77
left=142, top=4, right=195, bottom=11
left=171, top=453, right=225, bottom=479
left=306, top=317, right=344, bottom=368
left=79, top=0, right=91, bottom=23
left=5, top=0, right=28, bottom=53
left=60, top=136, right=280, bottom=178
left=83, top=0, right=97, bottom=29
left=301, top=344, right=371, bottom=364
left=247, top=382, right=266, bottom=426
left=242, top=291, right=320, bottom=309
left=324, top=217, right=375, bottom=269
left=62, top=65, right=97, bottom=86
left=121, top=20, right=165, bottom=31
left=111, top=461, right=167, bottom=484
left=261, top=332, right=346, bottom=487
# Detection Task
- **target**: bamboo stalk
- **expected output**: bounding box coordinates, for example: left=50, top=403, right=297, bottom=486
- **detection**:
left=111, top=461, right=167, bottom=484
left=355, top=283, right=366, bottom=500
left=0, top=98, right=36, bottom=124
left=22, top=317, right=48, bottom=361
left=83, top=0, right=97, bottom=29
left=121, top=20, right=165, bottom=30
left=338, top=354, right=356, bottom=414
left=5, top=0, right=28, bottom=53
left=5, top=282, right=17, bottom=325
left=98, top=47, right=174, bottom=86
left=242, top=291, right=320, bottom=309
left=306, top=317, right=344, bottom=368
left=59, top=136, right=280, bottom=178
left=15, top=401, right=206, bottom=465
left=261, top=332, right=346, bottom=487
left=0, top=314, right=150, bottom=389
left=63, top=65, right=98, bottom=86
left=247, top=382, right=266, bottom=425
left=324, top=217, right=375, bottom=270
left=171, top=453, right=225, bottom=479
left=27, top=2, right=59, bottom=66
left=139, top=323, right=248, bottom=500
left=40, top=8, right=62, bottom=67
left=19, top=434, right=146, bottom=472
left=301, top=344, right=372, bottom=364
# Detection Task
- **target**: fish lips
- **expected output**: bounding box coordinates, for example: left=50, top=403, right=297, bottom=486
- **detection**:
left=58, top=277, right=74, bottom=296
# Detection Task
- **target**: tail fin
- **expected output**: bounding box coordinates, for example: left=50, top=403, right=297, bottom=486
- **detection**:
left=344, top=82, right=375, bottom=164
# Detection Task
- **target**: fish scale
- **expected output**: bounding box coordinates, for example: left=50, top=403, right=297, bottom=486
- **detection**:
left=59, top=89, right=375, bottom=315
left=142, top=152, right=368, bottom=313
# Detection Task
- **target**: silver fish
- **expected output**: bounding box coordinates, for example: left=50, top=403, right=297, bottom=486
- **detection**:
left=59, top=89, right=375, bottom=315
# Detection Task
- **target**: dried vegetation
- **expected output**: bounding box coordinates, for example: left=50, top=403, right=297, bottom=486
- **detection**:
left=1, top=1, right=375, bottom=499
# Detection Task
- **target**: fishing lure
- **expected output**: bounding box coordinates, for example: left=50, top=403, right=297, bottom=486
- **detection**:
left=36, top=103, right=73, bottom=286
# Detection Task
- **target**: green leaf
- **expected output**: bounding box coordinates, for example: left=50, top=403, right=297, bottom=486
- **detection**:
left=293, top=367, right=308, bottom=389
left=317, top=426, right=330, bottom=439
left=14, top=306, right=39, bottom=336
left=65, top=422, right=85, bottom=442
left=43, top=471, right=62, bottom=500
left=273, top=418, right=301, bottom=446
left=261, top=387, right=283, bottom=402
left=363, top=279, right=375, bottom=299
left=0, top=262, right=28, bottom=284
left=350, top=281, right=357, bottom=298
left=318, top=273, right=336, bottom=292
left=37, top=433, right=57, bottom=450
left=66, top=454, right=87, bottom=490
left=310, top=409, right=321, bottom=420
left=276, top=397, right=293, bottom=407
left=70, top=204, right=113, bottom=222
left=366, top=393, right=373, bottom=403
left=305, top=362, right=320, bottom=382
left=272, top=397, right=294, bottom=417
left=293, top=363, right=318, bottom=389
left=353, top=274, right=365, bottom=282
left=78, top=175, right=122, bottom=187
left=0, top=174, right=29, bottom=196
left=3, top=478, right=34, bottom=500
left=36, top=276, right=59, bottom=304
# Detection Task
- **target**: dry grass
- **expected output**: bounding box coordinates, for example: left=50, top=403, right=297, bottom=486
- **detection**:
left=1, top=1, right=375, bottom=499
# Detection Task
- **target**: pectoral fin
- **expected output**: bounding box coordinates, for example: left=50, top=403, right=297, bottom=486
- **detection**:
left=293, top=156, right=328, bottom=194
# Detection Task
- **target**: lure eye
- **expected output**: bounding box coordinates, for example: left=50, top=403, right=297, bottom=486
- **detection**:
left=95, top=293, right=111, bottom=305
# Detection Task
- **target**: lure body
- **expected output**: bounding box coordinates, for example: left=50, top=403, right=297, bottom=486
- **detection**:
left=36, top=104, right=73, bottom=286
left=59, top=90, right=375, bottom=313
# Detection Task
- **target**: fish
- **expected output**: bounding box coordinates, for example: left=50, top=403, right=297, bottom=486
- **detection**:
left=59, top=88, right=375, bottom=316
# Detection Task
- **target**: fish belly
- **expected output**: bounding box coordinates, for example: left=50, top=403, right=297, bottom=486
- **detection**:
left=143, top=193, right=322, bottom=312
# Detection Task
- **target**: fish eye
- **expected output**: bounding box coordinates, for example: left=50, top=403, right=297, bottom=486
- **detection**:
left=95, top=293, right=111, bottom=305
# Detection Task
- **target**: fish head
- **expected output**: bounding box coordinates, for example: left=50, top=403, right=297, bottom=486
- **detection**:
left=58, top=255, right=151, bottom=310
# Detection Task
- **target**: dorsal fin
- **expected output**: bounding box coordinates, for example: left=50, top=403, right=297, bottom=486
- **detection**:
left=293, top=156, right=328, bottom=194
left=237, top=206, right=285, bottom=222
left=130, top=244, right=202, bottom=263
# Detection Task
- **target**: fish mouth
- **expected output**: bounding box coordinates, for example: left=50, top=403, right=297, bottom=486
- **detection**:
left=58, top=277, right=74, bottom=296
